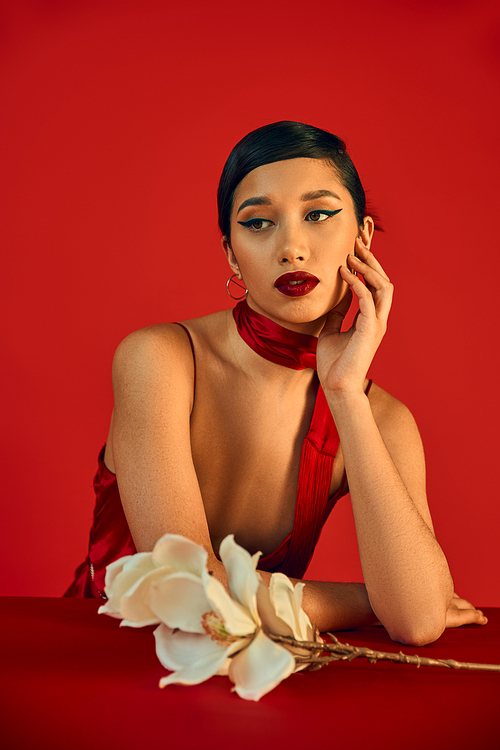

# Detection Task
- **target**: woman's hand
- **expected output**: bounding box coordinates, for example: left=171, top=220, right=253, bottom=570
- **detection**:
left=316, top=238, right=393, bottom=395
left=445, top=593, right=488, bottom=629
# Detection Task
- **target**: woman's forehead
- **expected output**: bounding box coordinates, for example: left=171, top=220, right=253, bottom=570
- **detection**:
left=233, top=158, right=350, bottom=209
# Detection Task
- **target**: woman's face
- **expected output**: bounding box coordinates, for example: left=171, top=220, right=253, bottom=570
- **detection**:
left=223, top=158, right=373, bottom=334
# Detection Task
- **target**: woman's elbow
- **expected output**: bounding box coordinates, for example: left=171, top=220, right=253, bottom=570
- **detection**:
left=387, top=614, right=446, bottom=648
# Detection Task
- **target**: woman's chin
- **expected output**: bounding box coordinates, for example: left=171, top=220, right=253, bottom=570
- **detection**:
left=246, top=295, right=334, bottom=335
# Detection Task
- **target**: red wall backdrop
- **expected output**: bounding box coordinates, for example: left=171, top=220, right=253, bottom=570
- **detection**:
left=1, top=0, right=499, bottom=604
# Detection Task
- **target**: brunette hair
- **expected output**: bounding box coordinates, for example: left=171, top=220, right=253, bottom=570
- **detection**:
left=217, top=121, right=379, bottom=244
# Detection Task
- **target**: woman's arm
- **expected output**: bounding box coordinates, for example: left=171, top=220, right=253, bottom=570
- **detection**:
left=326, top=387, right=452, bottom=645
left=310, top=236, right=484, bottom=645
left=110, top=324, right=228, bottom=587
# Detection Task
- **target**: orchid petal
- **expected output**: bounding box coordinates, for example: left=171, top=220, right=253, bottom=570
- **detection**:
left=149, top=572, right=211, bottom=633
left=120, top=617, right=160, bottom=628
left=104, top=553, right=156, bottom=613
left=154, top=624, right=246, bottom=672
left=119, top=567, right=176, bottom=626
left=256, top=581, right=293, bottom=638
left=154, top=623, right=223, bottom=670
left=219, top=535, right=260, bottom=619
left=103, top=555, right=134, bottom=597
left=158, top=652, right=228, bottom=686
left=156, top=629, right=246, bottom=687
left=229, top=629, right=296, bottom=701
left=292, top=580, right=315, bottom=640
left=215, top=658, right=232, bottom=677
left=97, top=600, right=123, bottom=619
left=204, top=572, right=256, bottom=637
left=122, top=552, right=155, bottom=573
left=152, top=534, right=208, bottom=577
left=251, top=551, right=261, bottom=568
left=269, top=573, right=313, bottom=640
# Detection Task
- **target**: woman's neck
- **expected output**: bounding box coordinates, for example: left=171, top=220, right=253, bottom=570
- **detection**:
left=245, top=298, right=327, bottom=338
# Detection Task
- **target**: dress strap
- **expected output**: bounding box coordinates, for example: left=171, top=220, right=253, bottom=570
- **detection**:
left=281, top=382, right=338, bottom=578
left=282, top=378, right=373, bottom=578
left=172, top=322, right=197, bottom=399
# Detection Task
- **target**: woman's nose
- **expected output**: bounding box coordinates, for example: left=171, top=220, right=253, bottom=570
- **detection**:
left=276, top=223, right=309, bottom=264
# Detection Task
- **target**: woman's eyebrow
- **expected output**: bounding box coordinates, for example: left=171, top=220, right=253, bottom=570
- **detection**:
left=300, top=189, right=342, bottom=201
left=236, top=189, right=342, bottom=215
left=237, top=196, right=272, bottom=214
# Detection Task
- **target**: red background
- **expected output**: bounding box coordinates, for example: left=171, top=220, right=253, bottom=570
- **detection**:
left=1, top=0, right=499, bottom=603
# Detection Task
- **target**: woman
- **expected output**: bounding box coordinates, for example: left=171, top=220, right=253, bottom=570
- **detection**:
left=66, top=121, right=486, bottom=644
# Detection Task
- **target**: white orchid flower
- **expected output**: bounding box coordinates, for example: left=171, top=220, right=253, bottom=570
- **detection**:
left=99, top=533, right=320, bottom=700
left=153, top=535, right=296, bottom=701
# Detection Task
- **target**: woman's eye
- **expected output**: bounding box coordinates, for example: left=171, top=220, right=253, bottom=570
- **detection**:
left=237, top=218, right=273, bottom=231
left=306, top=209, right=342, bottom=222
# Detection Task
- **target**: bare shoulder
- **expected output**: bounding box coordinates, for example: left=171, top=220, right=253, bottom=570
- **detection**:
left=113, top=322, right=195, bottom=377
left=368, top=383, right=417, bottom=431
left=367, top=382, right=423, bottom=453
left=111, top=309, right=233, bottom=405
left=113, top=309, right=224, bottom=375
left=108, top=327, right=195, bottom=450
left=367, top=382, right=432, bottom=522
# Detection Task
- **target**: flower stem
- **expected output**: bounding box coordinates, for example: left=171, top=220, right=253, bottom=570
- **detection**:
left=268, top=633, right=500, bottom=673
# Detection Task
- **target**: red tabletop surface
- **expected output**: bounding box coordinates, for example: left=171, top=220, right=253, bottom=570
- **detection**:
left=1, top=597, right=499, bottom=750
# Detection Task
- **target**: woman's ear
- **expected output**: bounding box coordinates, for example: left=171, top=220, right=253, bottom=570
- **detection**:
left=358, top=216, right=375, bottom=249
left=221, top=236, right=242, bottom=278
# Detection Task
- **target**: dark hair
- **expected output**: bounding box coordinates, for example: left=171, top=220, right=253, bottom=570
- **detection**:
left=217, top=121, right=379, bottom=244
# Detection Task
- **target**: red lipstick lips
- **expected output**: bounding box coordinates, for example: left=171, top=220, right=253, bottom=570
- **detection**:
left=274, top=271, right=319, bottom=297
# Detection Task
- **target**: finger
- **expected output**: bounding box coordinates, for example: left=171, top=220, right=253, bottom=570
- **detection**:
left=322, top=288, right=353, bottom=336
left=341, top=263, right=392, bottom=324
left=355, top=238, right=390, bottom=281
left=339, top=266, right=376, bottom=314
left=446, top=608, right=488, bottom=628
left=348, top=255, right=394, bottom=315
left=452, top=596, right=477, bottom=611
left=349, top=254, right=392, bottom=293
left=352, top=255, right=391, bottom=299
left=339, top=265, right=369, bottom=300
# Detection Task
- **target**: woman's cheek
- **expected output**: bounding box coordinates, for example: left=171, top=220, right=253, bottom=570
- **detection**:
left=326, top=271, right=350, bottom=310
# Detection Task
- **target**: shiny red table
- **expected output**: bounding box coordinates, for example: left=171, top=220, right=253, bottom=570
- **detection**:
left=1, top=597, right=499, bottom=749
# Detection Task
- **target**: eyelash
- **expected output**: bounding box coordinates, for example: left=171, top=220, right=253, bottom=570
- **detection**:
left=237, top=209, right=342, bottom=231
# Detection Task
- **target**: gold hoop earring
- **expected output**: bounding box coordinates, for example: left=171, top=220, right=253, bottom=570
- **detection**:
left=226, top=274, right=248, bottom=300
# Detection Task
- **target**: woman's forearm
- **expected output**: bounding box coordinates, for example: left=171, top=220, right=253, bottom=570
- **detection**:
left=325, top=390, right=454, bottom=646
left=257, top=572, right=378, bottom=633
left=298, top=580, right=378, bottom=632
